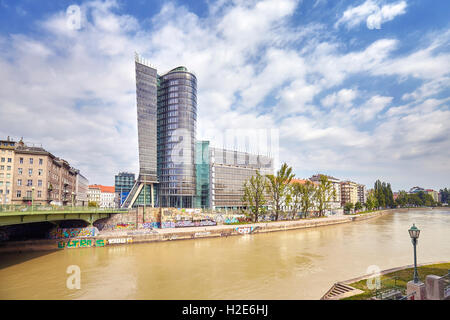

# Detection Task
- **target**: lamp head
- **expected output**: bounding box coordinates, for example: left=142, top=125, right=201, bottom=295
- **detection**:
left=408, top=223, right=420, bottom=239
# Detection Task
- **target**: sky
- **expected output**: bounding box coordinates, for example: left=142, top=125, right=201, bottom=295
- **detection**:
left=0, top=0, right=449, bottom=192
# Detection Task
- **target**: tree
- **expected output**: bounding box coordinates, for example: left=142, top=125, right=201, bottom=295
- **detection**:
left=354, top=201, right=363, bottom=211
left=366, top=189, right=378, bottom=210
left=287, top=182, right=302, bottom=220
left=266, top=163, right=295, bottom=221
left=344, top=202, right=354, bottom=214
left=299, top=181, right=316, bottom=218
left=242, top=171, right=267, bottom=223
left=314, top=175, right=336, bottom=217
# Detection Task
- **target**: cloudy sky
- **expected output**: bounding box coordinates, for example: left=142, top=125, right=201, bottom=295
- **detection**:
left=0, top=0, right=449, bottom=191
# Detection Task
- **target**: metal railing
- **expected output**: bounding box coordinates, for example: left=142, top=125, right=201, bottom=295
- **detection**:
left=374, top=276, right=405, bottom=300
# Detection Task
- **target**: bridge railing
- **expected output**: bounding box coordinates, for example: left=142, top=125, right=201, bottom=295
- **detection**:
left=0, top=204, right=128, bottom=214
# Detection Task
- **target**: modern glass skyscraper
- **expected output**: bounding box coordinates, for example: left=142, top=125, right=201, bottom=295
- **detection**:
left=122, top=54, right=158, bottom=208
left=157, top=67, right=197, bottom=208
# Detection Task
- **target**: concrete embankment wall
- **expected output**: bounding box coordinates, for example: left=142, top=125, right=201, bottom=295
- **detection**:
left=0, top=208, right=400, bottom=253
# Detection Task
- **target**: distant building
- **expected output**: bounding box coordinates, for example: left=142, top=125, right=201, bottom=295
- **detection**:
left=425, top=189, right=438, bottom=202
left=409, top=186, right=425, bottom=194
left=75, top=170, right=89, bottom=206
left=357, top=184, right=366, bottom=204
left=340, top=180, right=358, bottom=206
left=115, top=172, right=135, bottom=207
left=88, top=185, right=116, bottom=208
left=309, top=174, right=342, bottom=210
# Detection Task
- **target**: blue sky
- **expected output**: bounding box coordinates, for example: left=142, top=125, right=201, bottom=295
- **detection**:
left=0, top=0, right=449, bottom=191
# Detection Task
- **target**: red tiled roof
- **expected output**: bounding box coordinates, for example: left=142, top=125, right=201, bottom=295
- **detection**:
left=89, top=184, right=115, bottom=193
left=290, top=179, right=318, bottom=186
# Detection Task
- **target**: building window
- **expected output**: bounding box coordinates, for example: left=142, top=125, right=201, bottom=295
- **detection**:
left=16, top=190, right=21, bottom=198
left=7, top=158, right=11, bottom=163
left=37, top=191, right=42, bottom=198
left=18, top=168, right=22, bottom=175
left=0, top=165, right=3, bottom=170
left=26, top=191, right=32, bottom=198
left=27, top=180, right=32, bottom=186
left=29, top=158, right=33, bottom=164
left=38, top=180, right=42, bottom=187
left=29, top=169, right=33, bottom=175
left=0, top=158, right=4, bottom=163
left=20, top=158, right=23, bottom=164
left=39, top=158, right=43, bottom=165
left=38, top=169, right=43, bottom=176
left=17, top=179, right=22, bottom=186
left=7, top=166, right=11, bottom=171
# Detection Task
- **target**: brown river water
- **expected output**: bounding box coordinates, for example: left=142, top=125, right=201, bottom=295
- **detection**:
left=0, top=208, right=449, bottom=300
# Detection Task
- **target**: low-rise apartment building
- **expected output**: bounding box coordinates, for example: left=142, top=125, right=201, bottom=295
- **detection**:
left=340, top=180, right=358, bottom=206
left=88, top=185, right=116, bottom=208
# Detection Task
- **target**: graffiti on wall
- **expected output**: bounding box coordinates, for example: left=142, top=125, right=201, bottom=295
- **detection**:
left=142, top=222, right=160, bottom=229
left=108, top=238, right=133, bottom=245
left=194, top=232, right=211, bottom=237
left=49, top=227, right=99, bottom=239
left=235, top=226, right=254, bottom=234
left=57, top=239, right=105, bottom=249
left=163, top=220, right=217, bottom=228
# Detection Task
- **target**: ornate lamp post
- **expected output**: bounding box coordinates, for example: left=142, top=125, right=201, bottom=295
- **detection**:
left=408, top=224, right=421, bottom=283
left=31, top=186, right=35, bottom=212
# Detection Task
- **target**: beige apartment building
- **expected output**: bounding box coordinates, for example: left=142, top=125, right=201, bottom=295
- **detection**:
left=341, top=180, right=358, bottom=206
left=7, top=139, right=77, bottom=206
left=0, top=137, right=16, bottom=204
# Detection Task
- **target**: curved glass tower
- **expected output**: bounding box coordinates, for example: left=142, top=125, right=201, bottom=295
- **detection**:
left=157, top=67, right=197, bottom=208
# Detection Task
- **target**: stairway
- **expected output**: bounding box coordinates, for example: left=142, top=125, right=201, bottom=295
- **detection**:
left=321, top=282, right=358, bottom=300
left=121, top=180, right=141, bottom=209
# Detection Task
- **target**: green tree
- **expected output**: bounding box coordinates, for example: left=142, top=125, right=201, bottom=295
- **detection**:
left=299, top=181, right=316, bottom=218
left=344, top=202, right=354, bottom=214
left=242, top=171, right=267, bottom=222
left=365, top=189, right=378, bottom=210
left=354, top=201, right=363, bottom=211
left=287, top=182, right=301, bottom=220
left=266, top=163, right=295, bottom=221
left=314, top=175, right=335, bottom=217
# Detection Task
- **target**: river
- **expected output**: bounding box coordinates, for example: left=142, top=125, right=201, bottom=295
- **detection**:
left=0, top=208, right=449, bottom=299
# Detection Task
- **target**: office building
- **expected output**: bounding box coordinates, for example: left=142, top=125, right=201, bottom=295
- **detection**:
left=122, top=55, right=272, bottom=209
left=196, top=141, right=273, bottom=210
left=115, top=172, right=135, bottom=207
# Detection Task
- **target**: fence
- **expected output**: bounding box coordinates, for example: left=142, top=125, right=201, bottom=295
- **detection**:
left=0, top=204, right=128, bottom=214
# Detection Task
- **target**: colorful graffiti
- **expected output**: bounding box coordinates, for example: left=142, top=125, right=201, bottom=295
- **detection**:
left=142, top=222, right=160, bottom=229
left=168, top=220, right=217, bottom=228
left=108, top=238, right=133, bottom=245
left=235, top=226, right=254, bottom=234
left=57, top=238, right=105, bottom=249
left=49, top=227, right=98, bottom=239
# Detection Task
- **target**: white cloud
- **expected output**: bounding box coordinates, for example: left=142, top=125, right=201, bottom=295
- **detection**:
left=0, top=0, right=448, bottom=191
left=336, top=0, right=407, bottom=30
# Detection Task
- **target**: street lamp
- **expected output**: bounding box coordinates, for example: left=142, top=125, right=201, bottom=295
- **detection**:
left=72, top=192, right=75, bottom=211
left=408, top=223, right=421, bottom=283
left=31, top=186, right=35, bottom=212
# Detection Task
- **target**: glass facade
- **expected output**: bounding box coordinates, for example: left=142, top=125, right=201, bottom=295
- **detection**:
left=195, top=141, right=210, bottom=208
left=135, top=59, right=158, bottom=183
left=157, top=67, right=197, bottom=208
left=114, top=172, right=135, bottom=207
left=210, top=147, right=273, bottom=210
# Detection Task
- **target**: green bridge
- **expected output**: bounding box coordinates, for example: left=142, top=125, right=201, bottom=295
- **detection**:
left=0, top=206, right=128, bottom=227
